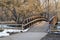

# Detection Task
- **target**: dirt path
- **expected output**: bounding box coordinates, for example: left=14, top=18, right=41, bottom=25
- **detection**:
left=29, top=21, right=49, bottom=32
left=0, top=21, right=49, bottom=40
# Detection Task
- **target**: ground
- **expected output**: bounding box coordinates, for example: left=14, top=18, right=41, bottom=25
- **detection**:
left=0, top=21, right=60, bottom=40
left=41, top=33, right=60, bottom=40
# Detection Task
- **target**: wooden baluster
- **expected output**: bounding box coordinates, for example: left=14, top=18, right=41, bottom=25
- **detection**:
left=22, top=24, right=24, bottom=30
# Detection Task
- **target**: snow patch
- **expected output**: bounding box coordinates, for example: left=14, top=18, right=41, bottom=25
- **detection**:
left=0, top=32, right=9, bottom=37
left=57, top=26, right=60, bottom=29
left=3, top=29, right=21, bottom=33
left=58, top=22, right=60, bottom=23
left=22, top=28, right=30, bottom=32
left=0, top=28, right=30, bottom=37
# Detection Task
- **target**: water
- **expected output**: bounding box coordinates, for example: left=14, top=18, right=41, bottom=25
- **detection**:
left=0, top=25, right=16, bottom=29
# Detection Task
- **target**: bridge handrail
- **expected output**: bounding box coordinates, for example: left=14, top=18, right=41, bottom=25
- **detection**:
left=22, top=16, right=47, bottom=24
left=23, top=18, right=47, bottom=27
left=22, top=14, right=57, bottom=30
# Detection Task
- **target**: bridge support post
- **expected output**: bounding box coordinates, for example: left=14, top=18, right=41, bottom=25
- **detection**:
left=22, top=24, right=24, bottom=30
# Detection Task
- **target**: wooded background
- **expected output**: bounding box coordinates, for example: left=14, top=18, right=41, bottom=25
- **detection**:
left=0, top=0, right=60, bottom=23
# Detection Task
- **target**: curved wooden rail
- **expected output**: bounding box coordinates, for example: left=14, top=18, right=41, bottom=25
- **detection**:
left=22, top=14, right=58, bottom=30
left=49, top=15, right=58, bottom=32
left=22, top=15, right=48, bottom=30
left=23, top=18, right=47, bottom=29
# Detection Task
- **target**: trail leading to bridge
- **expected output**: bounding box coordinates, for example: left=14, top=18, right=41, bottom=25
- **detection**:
left=0, top=21, right=49, bottom=40
left=29, top=21, right=49, bottom=32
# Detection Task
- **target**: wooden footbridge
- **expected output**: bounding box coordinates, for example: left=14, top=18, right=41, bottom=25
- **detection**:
left=22, top=13, right=58, bottom=31
left=0, top=12, right=58, bottom=32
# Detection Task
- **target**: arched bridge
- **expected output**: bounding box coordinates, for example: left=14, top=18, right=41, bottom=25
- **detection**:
left=21, top=13, right=58, bottom=30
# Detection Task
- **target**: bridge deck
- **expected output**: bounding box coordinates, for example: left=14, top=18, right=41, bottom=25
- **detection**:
left=29, top=21, right=49, bottom=32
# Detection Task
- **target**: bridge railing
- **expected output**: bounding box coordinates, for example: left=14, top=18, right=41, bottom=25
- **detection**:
left=22, top=13, right=58, bottom=30
left=22, top=13, right=49, bottom=30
